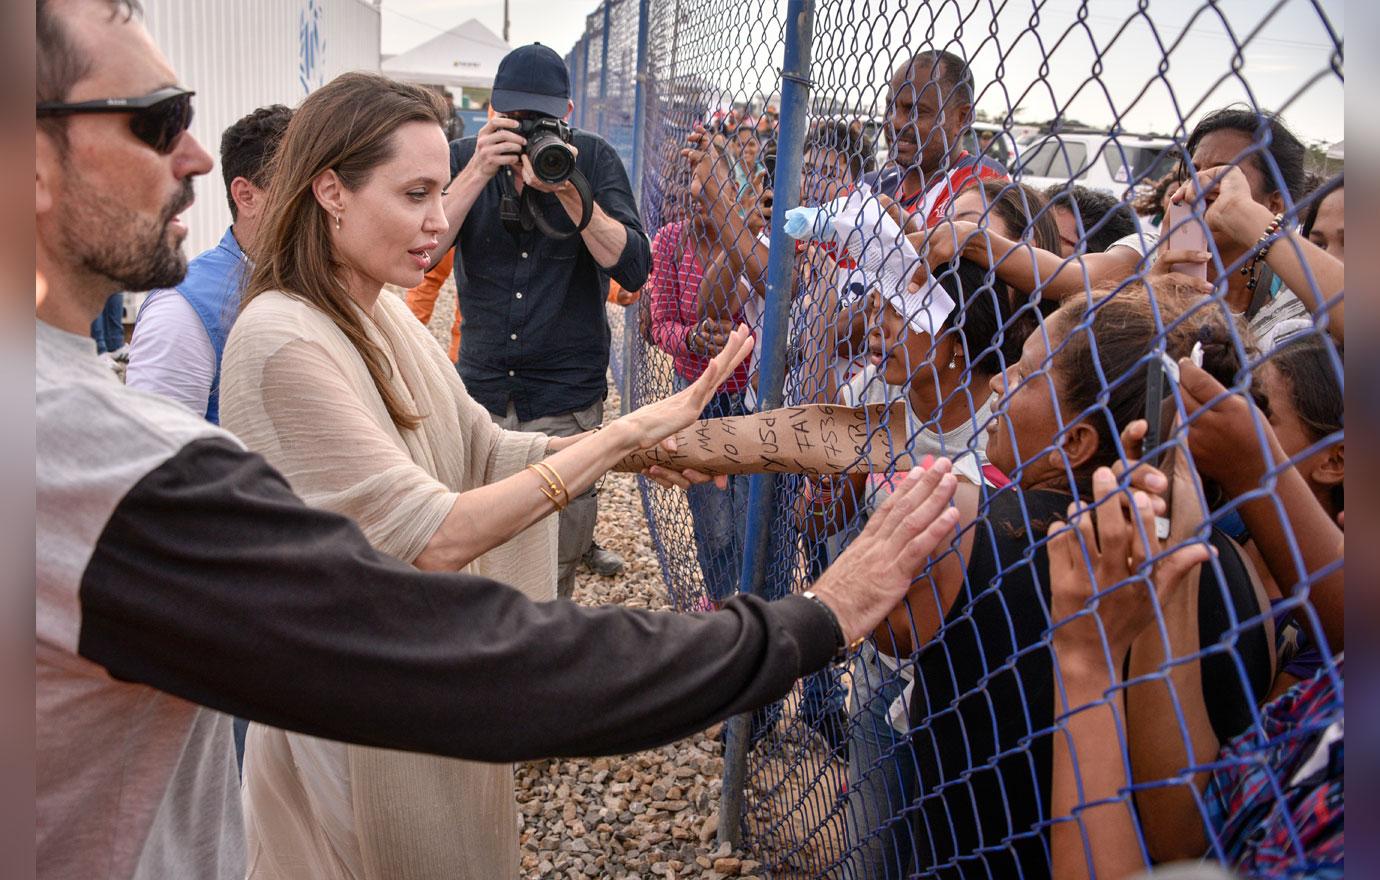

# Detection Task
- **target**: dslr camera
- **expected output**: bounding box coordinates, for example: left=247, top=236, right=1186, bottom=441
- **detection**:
left=516, top=116, right=577, bottom=184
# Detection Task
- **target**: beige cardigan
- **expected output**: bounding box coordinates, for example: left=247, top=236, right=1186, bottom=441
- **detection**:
left=221, top=289, right=557, bottom=880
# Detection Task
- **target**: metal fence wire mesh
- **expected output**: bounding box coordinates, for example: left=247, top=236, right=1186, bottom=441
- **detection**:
left=568, top=0, right=1343, bottom=876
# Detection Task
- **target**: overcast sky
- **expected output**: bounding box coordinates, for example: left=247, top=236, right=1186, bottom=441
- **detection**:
left=380, top=0, right=1343, bottom=144
left=380, top=0, right=592, bottom=58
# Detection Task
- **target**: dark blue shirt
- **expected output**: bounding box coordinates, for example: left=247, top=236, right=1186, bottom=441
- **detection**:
left=449, top=129, right=650, bottom=420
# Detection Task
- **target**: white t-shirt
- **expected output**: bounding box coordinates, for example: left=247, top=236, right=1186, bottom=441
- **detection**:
left=125, top=289, right=217, bottom=419
left=1107, top=230, right=1161, bottom=258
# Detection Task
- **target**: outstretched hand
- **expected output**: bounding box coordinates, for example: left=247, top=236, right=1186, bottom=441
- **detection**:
left=810, top=459, right=961, bottom=644
left=621, top=324, right=754, bottom=490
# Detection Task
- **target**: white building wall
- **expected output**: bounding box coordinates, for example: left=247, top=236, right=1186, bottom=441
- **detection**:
left=139, top=0, right=382, bottom=264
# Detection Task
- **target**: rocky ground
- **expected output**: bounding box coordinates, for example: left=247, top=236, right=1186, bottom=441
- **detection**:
left=513, top=394, right=774, bottom=880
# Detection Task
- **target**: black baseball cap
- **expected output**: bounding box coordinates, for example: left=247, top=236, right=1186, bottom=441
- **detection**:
left=491, top=43, right=570, bottom=118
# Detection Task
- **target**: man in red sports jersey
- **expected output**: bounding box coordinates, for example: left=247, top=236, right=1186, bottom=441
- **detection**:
left=865, top=49, right=1009, bottom=227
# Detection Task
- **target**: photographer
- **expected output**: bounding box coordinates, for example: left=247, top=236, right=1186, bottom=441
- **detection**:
left=436, top=43, right=652, bottom=596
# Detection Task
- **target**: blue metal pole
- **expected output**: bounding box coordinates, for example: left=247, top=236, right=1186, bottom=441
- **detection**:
left=737, top=0, right=812, bottom=596
left=629, top=0, right=651, bottom=205
left=579, top=36, right=591, bottom=129
left=598, top=1, right=613, bottom=137
left=719, top=0, right=814, bottom=850
left=623, top=0, right=651, bottom=415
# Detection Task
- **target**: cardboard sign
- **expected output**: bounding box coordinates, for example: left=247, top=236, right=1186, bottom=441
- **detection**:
left=613, top=403, right=917, bottom=476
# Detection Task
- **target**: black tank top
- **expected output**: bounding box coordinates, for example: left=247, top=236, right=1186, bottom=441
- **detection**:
left=905, top=488, right=1272, bottom=879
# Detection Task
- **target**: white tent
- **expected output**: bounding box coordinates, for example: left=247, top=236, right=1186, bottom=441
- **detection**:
left=381, top=18, right=510, bottom=90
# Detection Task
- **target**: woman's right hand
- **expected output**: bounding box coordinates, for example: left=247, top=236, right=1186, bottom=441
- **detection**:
left=616, top=324, right=755, bottom=454
left=1047, top=466, right=1214, bottom=668
left=1178, top=359, right=1276, bottom=498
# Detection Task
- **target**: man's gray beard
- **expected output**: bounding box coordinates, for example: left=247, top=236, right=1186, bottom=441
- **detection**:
left=57, top=164, right=192, bottom=294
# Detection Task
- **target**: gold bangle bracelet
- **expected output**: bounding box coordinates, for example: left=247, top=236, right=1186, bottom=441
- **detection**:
left=528, top=463, right=569, bottom=511
left=530, top=460, right=570, bottom=504
left=538, top=483, right=567, bottom=511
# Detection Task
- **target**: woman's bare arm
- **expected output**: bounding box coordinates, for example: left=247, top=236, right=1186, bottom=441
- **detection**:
left=415, top=329, right=756, bottom=571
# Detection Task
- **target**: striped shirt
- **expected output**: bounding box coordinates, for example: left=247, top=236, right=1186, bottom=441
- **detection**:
left=647, top=221, right=750, bottom=391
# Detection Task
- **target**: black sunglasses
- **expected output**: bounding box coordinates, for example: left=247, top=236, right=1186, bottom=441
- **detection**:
left=37, top=86, right=195, bottom=154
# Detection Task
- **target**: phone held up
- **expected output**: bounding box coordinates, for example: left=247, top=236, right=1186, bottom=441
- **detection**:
left=1164, top=199, right=1211, bottom=280
left=1141, top=340, right=1203, bottom=539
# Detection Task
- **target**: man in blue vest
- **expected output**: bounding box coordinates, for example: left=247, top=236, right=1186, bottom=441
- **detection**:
left=125, top=104, right=292, bottom=424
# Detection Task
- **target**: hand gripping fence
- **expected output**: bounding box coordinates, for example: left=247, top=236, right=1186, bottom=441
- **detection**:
left=568, top=0, right=1344, bottom=876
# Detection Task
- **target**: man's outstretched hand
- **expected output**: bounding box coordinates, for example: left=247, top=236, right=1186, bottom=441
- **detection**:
left=810, top=459, right=959, bottom=644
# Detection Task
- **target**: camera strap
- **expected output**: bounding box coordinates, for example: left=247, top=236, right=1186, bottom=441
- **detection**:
left=496, top=167, right=595, bottom=241
left=497, top=168, right=526, bottom=238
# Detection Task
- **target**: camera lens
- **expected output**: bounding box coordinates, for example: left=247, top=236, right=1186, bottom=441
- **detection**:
left=530, top=137, right=575, bottom=184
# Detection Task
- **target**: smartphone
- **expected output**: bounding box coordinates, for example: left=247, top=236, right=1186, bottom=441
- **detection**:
left=1163, top=200, right=1210, bottom=280
left=762, top=151, right=777, bottom=190
left=1142, top=352, right=1179, bottom=539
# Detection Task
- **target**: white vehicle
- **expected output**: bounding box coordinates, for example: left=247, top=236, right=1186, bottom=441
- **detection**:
left=1015, top=131, right=1181, bottom=199
left=962, top=121, right=1022, bottom=170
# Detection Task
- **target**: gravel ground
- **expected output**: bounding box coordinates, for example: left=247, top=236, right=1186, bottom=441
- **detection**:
left=394, top=281, right=767, bottom=879
left=513, top=386, right=769, bottom=880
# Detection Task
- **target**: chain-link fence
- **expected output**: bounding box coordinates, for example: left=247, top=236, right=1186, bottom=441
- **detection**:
left=568, top=1, right=1344, bottom=876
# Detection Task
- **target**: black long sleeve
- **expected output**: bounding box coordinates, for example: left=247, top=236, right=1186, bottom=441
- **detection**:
left=77, top=438, right=835, bottom=761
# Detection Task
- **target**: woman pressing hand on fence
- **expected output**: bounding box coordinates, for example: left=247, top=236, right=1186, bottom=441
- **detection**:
left=808, top=258, right=1021, bottom=540
left=645, top=157, right=753, bottom=606
left=220, top=73, right=754, bottom=880
left=693, top=122, right=872, bottom=410
left=873, top=278, right=1275, bottom=880
left=1119, top=341, right=1344, bottom=865
left=803, top=258, right=1020, bottom=880
left=1049, top=450, right=1345, bottom=878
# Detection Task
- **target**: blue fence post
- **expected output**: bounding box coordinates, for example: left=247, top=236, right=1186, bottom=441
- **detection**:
left=622, top=0, right=651, bottom=415
left=629, top=0, right=650, bottom=206
left=598, top=1, right=613, bottom=137
left=718, top=0, right=815, bottom=849
left=579, top=36, right=591, bottom=129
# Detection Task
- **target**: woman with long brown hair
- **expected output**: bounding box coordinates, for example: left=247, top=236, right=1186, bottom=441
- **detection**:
left=220, top=72, right=751, bottom=879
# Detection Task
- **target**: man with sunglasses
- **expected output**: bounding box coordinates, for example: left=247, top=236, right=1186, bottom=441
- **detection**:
left=35, top=2, right=963, bottom=878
